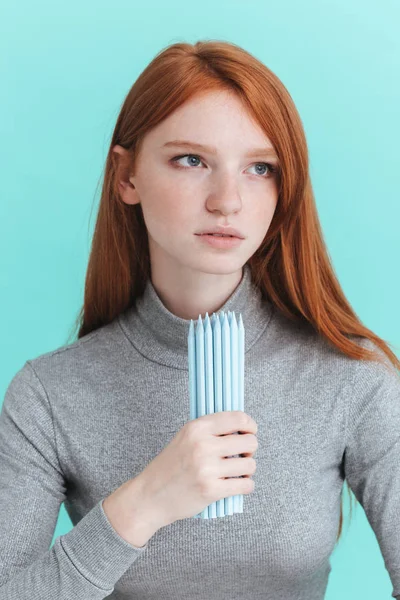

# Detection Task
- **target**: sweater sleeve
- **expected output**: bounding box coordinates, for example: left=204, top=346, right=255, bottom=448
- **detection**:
left=0, top=360, right=148, bottom=599
left=342, top=344, right=400, bottom=599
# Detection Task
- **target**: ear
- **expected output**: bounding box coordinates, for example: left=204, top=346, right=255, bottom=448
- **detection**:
left=112, top=144, right=140, bottom=206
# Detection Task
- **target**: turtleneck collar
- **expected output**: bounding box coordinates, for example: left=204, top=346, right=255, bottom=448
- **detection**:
left=117, top=264, right=275, bottom=369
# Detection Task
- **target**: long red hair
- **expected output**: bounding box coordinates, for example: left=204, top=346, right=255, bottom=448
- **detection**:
left=66, top=40, right=400, bottom=543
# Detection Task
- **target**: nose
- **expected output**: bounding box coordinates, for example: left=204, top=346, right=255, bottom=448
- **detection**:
left=205, top=172, right=242, bottom=216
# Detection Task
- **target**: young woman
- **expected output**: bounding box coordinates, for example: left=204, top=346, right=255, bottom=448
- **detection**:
left=1, top=40, right=399, bottom=600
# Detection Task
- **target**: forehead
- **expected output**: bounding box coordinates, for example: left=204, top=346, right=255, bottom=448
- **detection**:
left=142, top=89, right=272, bottom=151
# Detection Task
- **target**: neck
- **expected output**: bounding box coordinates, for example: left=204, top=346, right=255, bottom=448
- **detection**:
left=149, top=267, right=244, bottom=321
left=117, top=264, right=275, bottom=369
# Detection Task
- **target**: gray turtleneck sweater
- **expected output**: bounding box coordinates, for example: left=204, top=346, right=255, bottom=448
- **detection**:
left=1, top=265, right=400, bottom=599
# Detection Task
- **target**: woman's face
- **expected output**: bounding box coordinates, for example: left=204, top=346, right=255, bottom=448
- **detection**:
left=113, top=89, right=279, bottom=279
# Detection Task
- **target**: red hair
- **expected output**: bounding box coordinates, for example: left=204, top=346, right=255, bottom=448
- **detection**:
left=67, top=40, right=400, bottom=543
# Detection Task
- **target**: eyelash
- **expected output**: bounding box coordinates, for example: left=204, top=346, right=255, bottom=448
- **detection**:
left=170, top=153, right=278, bottom=178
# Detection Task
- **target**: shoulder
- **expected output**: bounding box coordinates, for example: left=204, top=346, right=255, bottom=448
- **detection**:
left=340, top=336, right=399, bottom=392
left=343, top=337, right=400, bottom=424
left=10, top=318, right=123, bottom=398
left=27, top=328, right=101, bottom=380
left=271, top=312, right=399, bottom=398
left=35, top=315, right=125, bottom=362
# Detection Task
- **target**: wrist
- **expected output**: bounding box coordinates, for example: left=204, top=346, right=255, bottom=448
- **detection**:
left=102, top=477, right=161, bottom=548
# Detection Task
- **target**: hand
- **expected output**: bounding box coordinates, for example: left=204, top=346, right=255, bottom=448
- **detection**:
left=136, top=410, right=258, bottom=528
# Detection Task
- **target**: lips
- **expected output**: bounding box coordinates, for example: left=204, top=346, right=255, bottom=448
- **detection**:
left=201, top=233, right=235, bottom=238
left=196, top=232, right=243, bottom=248
left=195, top=226, right=244, bottom=239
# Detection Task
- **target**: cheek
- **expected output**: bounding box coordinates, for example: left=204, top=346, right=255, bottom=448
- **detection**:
left=141, top=181, right=194, bottom=233
left=251, top=197, right=277, bottom=226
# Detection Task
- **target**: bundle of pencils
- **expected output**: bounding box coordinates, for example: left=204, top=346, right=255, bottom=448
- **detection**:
left=188, top=311, right=245, bottom=519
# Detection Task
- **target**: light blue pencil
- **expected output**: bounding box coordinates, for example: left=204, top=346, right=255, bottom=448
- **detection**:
left=188, top=320, right=201, bottom=518
left=188, top=320, right=196, bottom=422
left=204, top=314, right=217, bottom=519
left=238, top=313, right=245, bottom=513
left=221, top=312, right=234, bottom=516
left=195, top=315, right=209, bottom=519
left=229, top=312, right=241, bottom=513
left=212, top=312, right=225, bottom=518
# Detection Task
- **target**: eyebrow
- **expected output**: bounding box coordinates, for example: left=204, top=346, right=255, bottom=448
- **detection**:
left=162, top=139, right=279, bottom=161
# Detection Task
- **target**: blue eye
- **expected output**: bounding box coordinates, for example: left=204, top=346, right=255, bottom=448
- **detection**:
left=249, top=163, right=275, bottom=177
left=171, top=154, right=203, bottom=168
left=170, top=154, right=277, bottom=177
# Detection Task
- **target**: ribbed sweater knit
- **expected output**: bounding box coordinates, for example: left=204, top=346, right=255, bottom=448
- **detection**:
left=1, top=264, right=400, bottom=599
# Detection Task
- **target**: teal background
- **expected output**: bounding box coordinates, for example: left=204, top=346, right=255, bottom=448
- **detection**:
left=1, top=0, right=399, bottom=598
